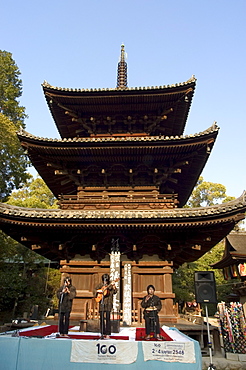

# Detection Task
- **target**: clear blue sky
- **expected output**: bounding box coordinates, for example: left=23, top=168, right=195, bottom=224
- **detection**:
left=2, top=0, right=246, bottom=198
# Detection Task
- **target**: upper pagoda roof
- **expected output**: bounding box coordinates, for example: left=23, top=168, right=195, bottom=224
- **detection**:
left=42, top=76, right=196, bottom=139
left=0, top=192, right=245, bottom=267
left=18, top=123, right=218, bottom=206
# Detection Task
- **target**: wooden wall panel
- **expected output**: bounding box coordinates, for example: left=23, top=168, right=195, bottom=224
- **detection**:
left=60, top=260, right=177, bottom=323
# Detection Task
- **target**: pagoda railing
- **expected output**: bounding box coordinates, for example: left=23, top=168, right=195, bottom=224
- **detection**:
left=58, top=191, right=178, bottom=210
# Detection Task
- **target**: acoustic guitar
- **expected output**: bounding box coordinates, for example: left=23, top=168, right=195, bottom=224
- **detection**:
left=95, top=278, right=120, bottom=303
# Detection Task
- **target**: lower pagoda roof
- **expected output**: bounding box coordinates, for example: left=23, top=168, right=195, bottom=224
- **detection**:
left=0, top=193, right=245, bottom=268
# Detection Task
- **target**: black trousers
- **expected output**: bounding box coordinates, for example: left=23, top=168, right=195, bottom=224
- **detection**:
left=59, top=311, right=70, bottom=334
left=144, top=312, right=160, bottom=336
left=100, top=311, right=111, bottom=335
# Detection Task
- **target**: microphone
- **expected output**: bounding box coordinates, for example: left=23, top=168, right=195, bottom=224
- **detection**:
left=145, top=295, right=151, bottom=303
left=62, top=280, right=68, bottom=293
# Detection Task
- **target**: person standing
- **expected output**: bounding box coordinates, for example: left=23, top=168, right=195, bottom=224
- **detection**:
left=57, top=277, right=76, bottom=337
left=94, top=274, right=117, bottom=339
left=141, top=284, right=162, bottom=340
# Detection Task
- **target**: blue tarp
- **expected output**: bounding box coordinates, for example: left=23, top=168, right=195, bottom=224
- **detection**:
left=1, top=335, right=202, bottom=370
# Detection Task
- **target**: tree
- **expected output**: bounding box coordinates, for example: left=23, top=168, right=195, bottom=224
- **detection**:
left=0, top=51, right=29, bottom=200
left=0, top=177, right=59, bottom=321
left=0, top=233, right=47, bottom=320
left=0, top=50, right=27, bottom=128
left=0, top=113, right=29, bottom=201
left=172, top=242, right=234, bottom=314
left=187, top=176, right=235, bottom=207
left=7, top=176, right=57, bottom=209
left=0, top=230, right=61, bottom=322
left=173, top=177, right=239, bottom=314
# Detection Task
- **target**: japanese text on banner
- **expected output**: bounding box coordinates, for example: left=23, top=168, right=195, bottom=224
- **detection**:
left=142, top=341, right=195, bottom=363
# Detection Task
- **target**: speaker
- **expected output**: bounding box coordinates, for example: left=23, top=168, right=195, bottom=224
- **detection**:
left=194, top=271, right=217, bottom=304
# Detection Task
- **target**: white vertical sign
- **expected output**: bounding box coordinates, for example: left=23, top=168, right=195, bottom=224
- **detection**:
left=110, top=251, right=121, bottom=313
left=123, top=263, right=132, bottom=326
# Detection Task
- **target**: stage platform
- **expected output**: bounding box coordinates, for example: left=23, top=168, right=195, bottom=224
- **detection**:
left=165, top=317, right=221, bottom=355
left=0, top=324, right=202, bottom=370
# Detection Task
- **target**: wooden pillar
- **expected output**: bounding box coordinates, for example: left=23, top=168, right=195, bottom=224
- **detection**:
left=162, top=265, right=176, bottom=319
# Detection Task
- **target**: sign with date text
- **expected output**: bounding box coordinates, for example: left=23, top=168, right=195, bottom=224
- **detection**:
left=142, top=341, right=195, bottom=363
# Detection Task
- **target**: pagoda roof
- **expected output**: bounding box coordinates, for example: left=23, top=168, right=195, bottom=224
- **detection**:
left=1, top=192, right=245, bottom=268
left=42, top=76, right=196, bottom=138
left=212, top=232, right=246, bottom=269
left=18, top=123, right=218, bottom=207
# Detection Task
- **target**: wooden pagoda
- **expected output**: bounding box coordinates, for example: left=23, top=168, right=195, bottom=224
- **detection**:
left=0, top=45, right=246, bottom=323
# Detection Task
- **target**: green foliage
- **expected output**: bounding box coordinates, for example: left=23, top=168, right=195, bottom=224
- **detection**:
left=0, top=232, right=46, bottom=317
left=0, top=177, right=59, bottom=321
left=0, top=51, right=30, bottom=200
left=6, top=176, right=58, bottom=208
left=0, top=50, right=27, bottom=128
left=173, top=242, right=234, bottom=314
left=44, top=267, right=61, bottom=309
left=173, top=262, right=197, bottom=303
left=0, top=113, right=30, bottom=201
left=174, top=176, right=241, bottom=314
left=187, top=176, right=235, bottom=207
left=0, top=231, right=61, bottom=321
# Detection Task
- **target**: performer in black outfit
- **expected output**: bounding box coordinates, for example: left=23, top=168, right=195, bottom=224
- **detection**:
left=94, top=274, right=117, bottom=339
left=57, top=277, right=76, bottom=337
left=141, top=284, right=162, bottom=340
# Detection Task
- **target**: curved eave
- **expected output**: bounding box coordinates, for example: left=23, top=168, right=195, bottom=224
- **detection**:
left=18, top=124, right=219, bottom=206
left=212, top=254, right=246, bottom=269
left=1, top=191, right=245, bottom=224
left=1, top=194, right=245, bottom=266
left=42, top=77, right=196, bottom=94
left=42, top=78, right=196, bottom=139
left=17, top=123, right=218, bottom=147
left=211, top=255, right=235, bottom=269
left=212, top=232, right=246, bottom=268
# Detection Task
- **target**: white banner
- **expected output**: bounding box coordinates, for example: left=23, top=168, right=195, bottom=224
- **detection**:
left=142, top=341, right=195, bottom=363
left=71, top=340, right=138, bottom=364
left=123, top=263, right=132, bottom=326
left=110, top=250, right=121, bottom=313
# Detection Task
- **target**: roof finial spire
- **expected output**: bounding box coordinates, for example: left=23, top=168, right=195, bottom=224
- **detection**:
left=116, top=44, right=128, bottom=89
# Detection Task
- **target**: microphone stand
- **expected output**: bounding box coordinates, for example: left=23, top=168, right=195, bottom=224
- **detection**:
left=205, top=304, right=216, bottom=370
left=100, top=293, right=105, bottom=339
left=58, top=285, right=66, bottom=335
left=99, top=280, right=107, bottom=340
left=149, top=297, right=157, bottom=339
left=153, top=309, right=158, bottom=339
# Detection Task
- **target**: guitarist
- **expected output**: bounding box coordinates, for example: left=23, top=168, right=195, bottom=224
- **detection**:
left=94, top=273, right=117, bottom=339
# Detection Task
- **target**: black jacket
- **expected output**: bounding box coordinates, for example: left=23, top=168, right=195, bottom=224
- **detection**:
left=141, top=294, right=162, bottom=314
left=57, top=284, right=76, bottom=313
